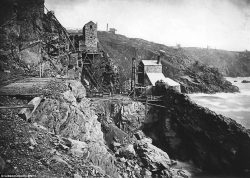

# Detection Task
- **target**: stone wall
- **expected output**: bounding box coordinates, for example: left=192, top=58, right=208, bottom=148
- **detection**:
left=144, top=65, right=162, bottom=73
left=83, top=21, right=98, bottom=52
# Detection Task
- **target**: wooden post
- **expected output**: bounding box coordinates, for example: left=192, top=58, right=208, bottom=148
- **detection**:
left=39, top=60, right=42, bottom=78
left=41, top=62, right=44, bottom=77
left=131, top=57, right=136, bottom=98
left=40, top=47, right=42, bottom=78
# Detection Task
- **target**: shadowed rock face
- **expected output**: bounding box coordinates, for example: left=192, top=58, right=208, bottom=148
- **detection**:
left=0, top=0, right=45, bottom=47
left=143, top=86, right=250, bottom=174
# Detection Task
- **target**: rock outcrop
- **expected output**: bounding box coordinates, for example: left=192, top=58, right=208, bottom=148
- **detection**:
left=92, top=98, right=145, bottom=134
left=93, top=94, right=191, bottom=177
left=183, top=48, right=250, bottom=77
left=0, top=0, right=72, bottom=85
left=242, top=80, right=250, bottom=83
left=135, top=139, right=171, bottom=172
left=178, top=61, right=239, bottom=93
left=30, top=80, right=119, bottom=177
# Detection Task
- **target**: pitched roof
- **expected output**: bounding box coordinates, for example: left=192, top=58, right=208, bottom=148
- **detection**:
left=84, top=21, right=96, bottom=26
left=142, top=60, right=161, bottom=66
left=146, top=73, right=180, bottom=86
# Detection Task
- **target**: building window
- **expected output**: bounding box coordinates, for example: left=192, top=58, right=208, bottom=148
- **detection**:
left=90, top=25, right=92, bottom=29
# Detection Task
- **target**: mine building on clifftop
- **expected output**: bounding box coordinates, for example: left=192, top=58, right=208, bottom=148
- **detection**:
left=82, top=21, right=98, bottom=52
left=138, top=52, right=181, bottom=92
left=109, top=28, right=117, bottom=34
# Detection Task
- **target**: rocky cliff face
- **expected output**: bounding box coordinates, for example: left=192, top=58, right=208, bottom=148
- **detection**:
left=179, top=61, right=239, bottom=93
left=0, top=0, right=44, bottom=48
left=184, top=47, right=250, bottom=77
left=91, top=96, right=192, bottom=177
left=143, top=85, right=250, bottom=175
left=0, top=0, right=68, bottom=86
left=98, top=31, right=239, bottom=93
left=29, top=80, right=119, bottom=177
left=0, top=80, right=192, bottom=178
left=0, top=80, right=120, bottom=177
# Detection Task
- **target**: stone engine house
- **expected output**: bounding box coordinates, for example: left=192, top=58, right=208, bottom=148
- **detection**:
left=82, top=21, right=98, bottom=52
left=138, top=56, right=181, bottom=92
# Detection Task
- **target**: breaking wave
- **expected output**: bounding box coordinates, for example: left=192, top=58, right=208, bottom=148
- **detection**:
left=189, top=77, right=250, bottom=128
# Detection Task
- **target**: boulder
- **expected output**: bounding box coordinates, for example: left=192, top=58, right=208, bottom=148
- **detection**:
left=117, top=144, right=136, bottom=159
left=140, top=137, right=152, bottom=144
left=112, top=141, right=121, bottom=151
left=67, top=80, right=86, bottom=100
left=169, top=168, right=191, bottom=178
left=134, top=130, right=146, bottom=140
left=141, top=168, right=152, bottom=178
left=66, top=139, right=88, bottom=158
left=32, top=93, right=103, bottom=143
left=135, top=140, right=171, bottom=172
left=18, top=96, right=43, bottom=121
left=242, top=80, right=250, bottom=83
left=63, top=91, right=76, bottom=104
left=48, top=155, right=71, bottom=169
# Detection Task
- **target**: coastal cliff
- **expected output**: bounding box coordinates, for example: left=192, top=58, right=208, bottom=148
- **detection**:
left=143, top=84, right=250, bottom=175
left=1, top=0, right=250, bottom=177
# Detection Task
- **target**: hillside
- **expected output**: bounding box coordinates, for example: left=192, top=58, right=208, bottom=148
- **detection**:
left=98, top=31, right=250, bottom=78
left=183, top=47, right=250, bottom=77
left=98, top=31, right=240, bottom=93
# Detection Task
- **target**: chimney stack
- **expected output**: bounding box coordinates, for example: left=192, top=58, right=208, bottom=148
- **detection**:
left=107, top=23, right=109, bottom=31
left=157, top=50, right=165, bottom=64
left=157, top=55, right=161, bottom=64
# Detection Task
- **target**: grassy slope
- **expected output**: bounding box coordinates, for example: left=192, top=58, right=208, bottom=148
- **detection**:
left=98, top=31, right=240, bottom=93
left=99, top=31, right=250, bottom=78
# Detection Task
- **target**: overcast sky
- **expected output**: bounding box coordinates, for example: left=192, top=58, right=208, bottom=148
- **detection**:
left=45, top=0, right=250, bottom=51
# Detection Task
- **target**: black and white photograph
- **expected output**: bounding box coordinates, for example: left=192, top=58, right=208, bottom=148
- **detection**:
left=0, top=0, right=250, bottom=177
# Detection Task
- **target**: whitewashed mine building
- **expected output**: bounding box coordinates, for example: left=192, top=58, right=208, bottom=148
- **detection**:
left=138, top=53, right=181, bottom=92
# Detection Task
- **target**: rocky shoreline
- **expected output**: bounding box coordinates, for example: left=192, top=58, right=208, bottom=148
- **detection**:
left=142, top=84, right=250, bottom=176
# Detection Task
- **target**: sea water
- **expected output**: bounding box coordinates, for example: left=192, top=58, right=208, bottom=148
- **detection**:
left=188, top=77, right=250, bottom=129
left=187, top=77, right=250, bottom=177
